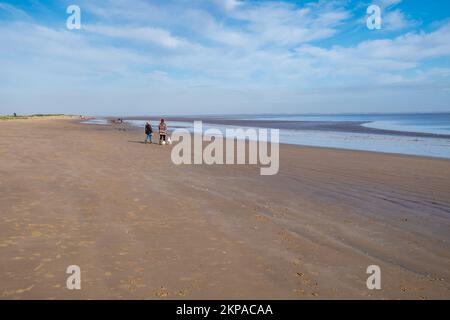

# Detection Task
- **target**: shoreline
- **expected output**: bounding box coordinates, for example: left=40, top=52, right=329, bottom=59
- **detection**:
left=115, top=116, right=450, bottom=139
left=87, top=118, right=450, bottom=161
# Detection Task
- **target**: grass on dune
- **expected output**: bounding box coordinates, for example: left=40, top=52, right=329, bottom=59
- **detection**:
left=0, top=114, right=70, bottom=120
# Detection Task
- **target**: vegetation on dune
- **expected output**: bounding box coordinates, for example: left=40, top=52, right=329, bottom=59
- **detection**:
left=0, top=114, right=71, bottom=120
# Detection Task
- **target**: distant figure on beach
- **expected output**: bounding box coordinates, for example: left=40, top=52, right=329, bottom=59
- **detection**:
left=159, top=119, right=167, bottom=144
left=145, top=122, right=153, bottom=144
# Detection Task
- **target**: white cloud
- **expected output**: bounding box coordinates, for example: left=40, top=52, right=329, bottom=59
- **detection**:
left=213, top=0, right=241, bottom=11
left=1, top=1, right=448, bottom=89
left=378, top=0, right=403, bottom=9
left=85, top=25, right=186, bottom=49
left=227, top=1, right=351, bottom=47
left=0, top=2, right=30, bottom=18
left=295, top=23, right=450, bottom=85
left=383, top=9, right=416, bottom=31
left=1, top=0, right=450, bottom=114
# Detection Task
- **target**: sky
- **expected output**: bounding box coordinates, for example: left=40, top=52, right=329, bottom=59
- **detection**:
left=0, top=0, right=450, bottom=116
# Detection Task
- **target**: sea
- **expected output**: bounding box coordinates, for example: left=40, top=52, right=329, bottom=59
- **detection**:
left=82, top=113, right=450, bottom=159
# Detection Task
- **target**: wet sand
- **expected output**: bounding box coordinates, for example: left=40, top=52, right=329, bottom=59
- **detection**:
left=0, top=119, right=449, bottom=299
left=121, top=116, right=450, bottom=139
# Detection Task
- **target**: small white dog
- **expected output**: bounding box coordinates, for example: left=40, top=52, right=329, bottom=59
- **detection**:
left=159, top=136, right=171, bottom=145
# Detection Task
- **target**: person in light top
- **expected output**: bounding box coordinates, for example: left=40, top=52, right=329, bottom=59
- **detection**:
left=159, top=119, right=167, bottom=144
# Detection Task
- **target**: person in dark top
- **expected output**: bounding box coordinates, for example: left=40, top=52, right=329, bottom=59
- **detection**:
left=144, top=121, right=153, bottom=143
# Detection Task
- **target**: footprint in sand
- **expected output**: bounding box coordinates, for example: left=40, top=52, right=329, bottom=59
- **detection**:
left=177, top=290, right=187, bottom=297
left=31, top=231, right=42, bottom=237
left=2, top=285, right=35, bottom=297
left=254, top=214, right=270, bottom=223
left=77, top=240, right=95, bottom=247
left=33, top=263, right=44, bottom=272
left=155, top=286, right=169, bottom=298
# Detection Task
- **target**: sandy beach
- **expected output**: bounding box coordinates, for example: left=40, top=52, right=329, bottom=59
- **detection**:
left=0, top=118, right=449, bottom=299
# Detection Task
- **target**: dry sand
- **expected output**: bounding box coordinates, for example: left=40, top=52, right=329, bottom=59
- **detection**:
left=0, top=119, right=449, bottom=299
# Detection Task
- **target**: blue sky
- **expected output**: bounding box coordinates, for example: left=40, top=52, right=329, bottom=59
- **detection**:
left=1, top=0, right=450, bottom=115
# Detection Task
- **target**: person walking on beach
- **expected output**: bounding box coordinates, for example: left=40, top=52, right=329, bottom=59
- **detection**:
left=159, top=119, right=167, bottom=144
left=145, top=121, right=153, bottom=143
